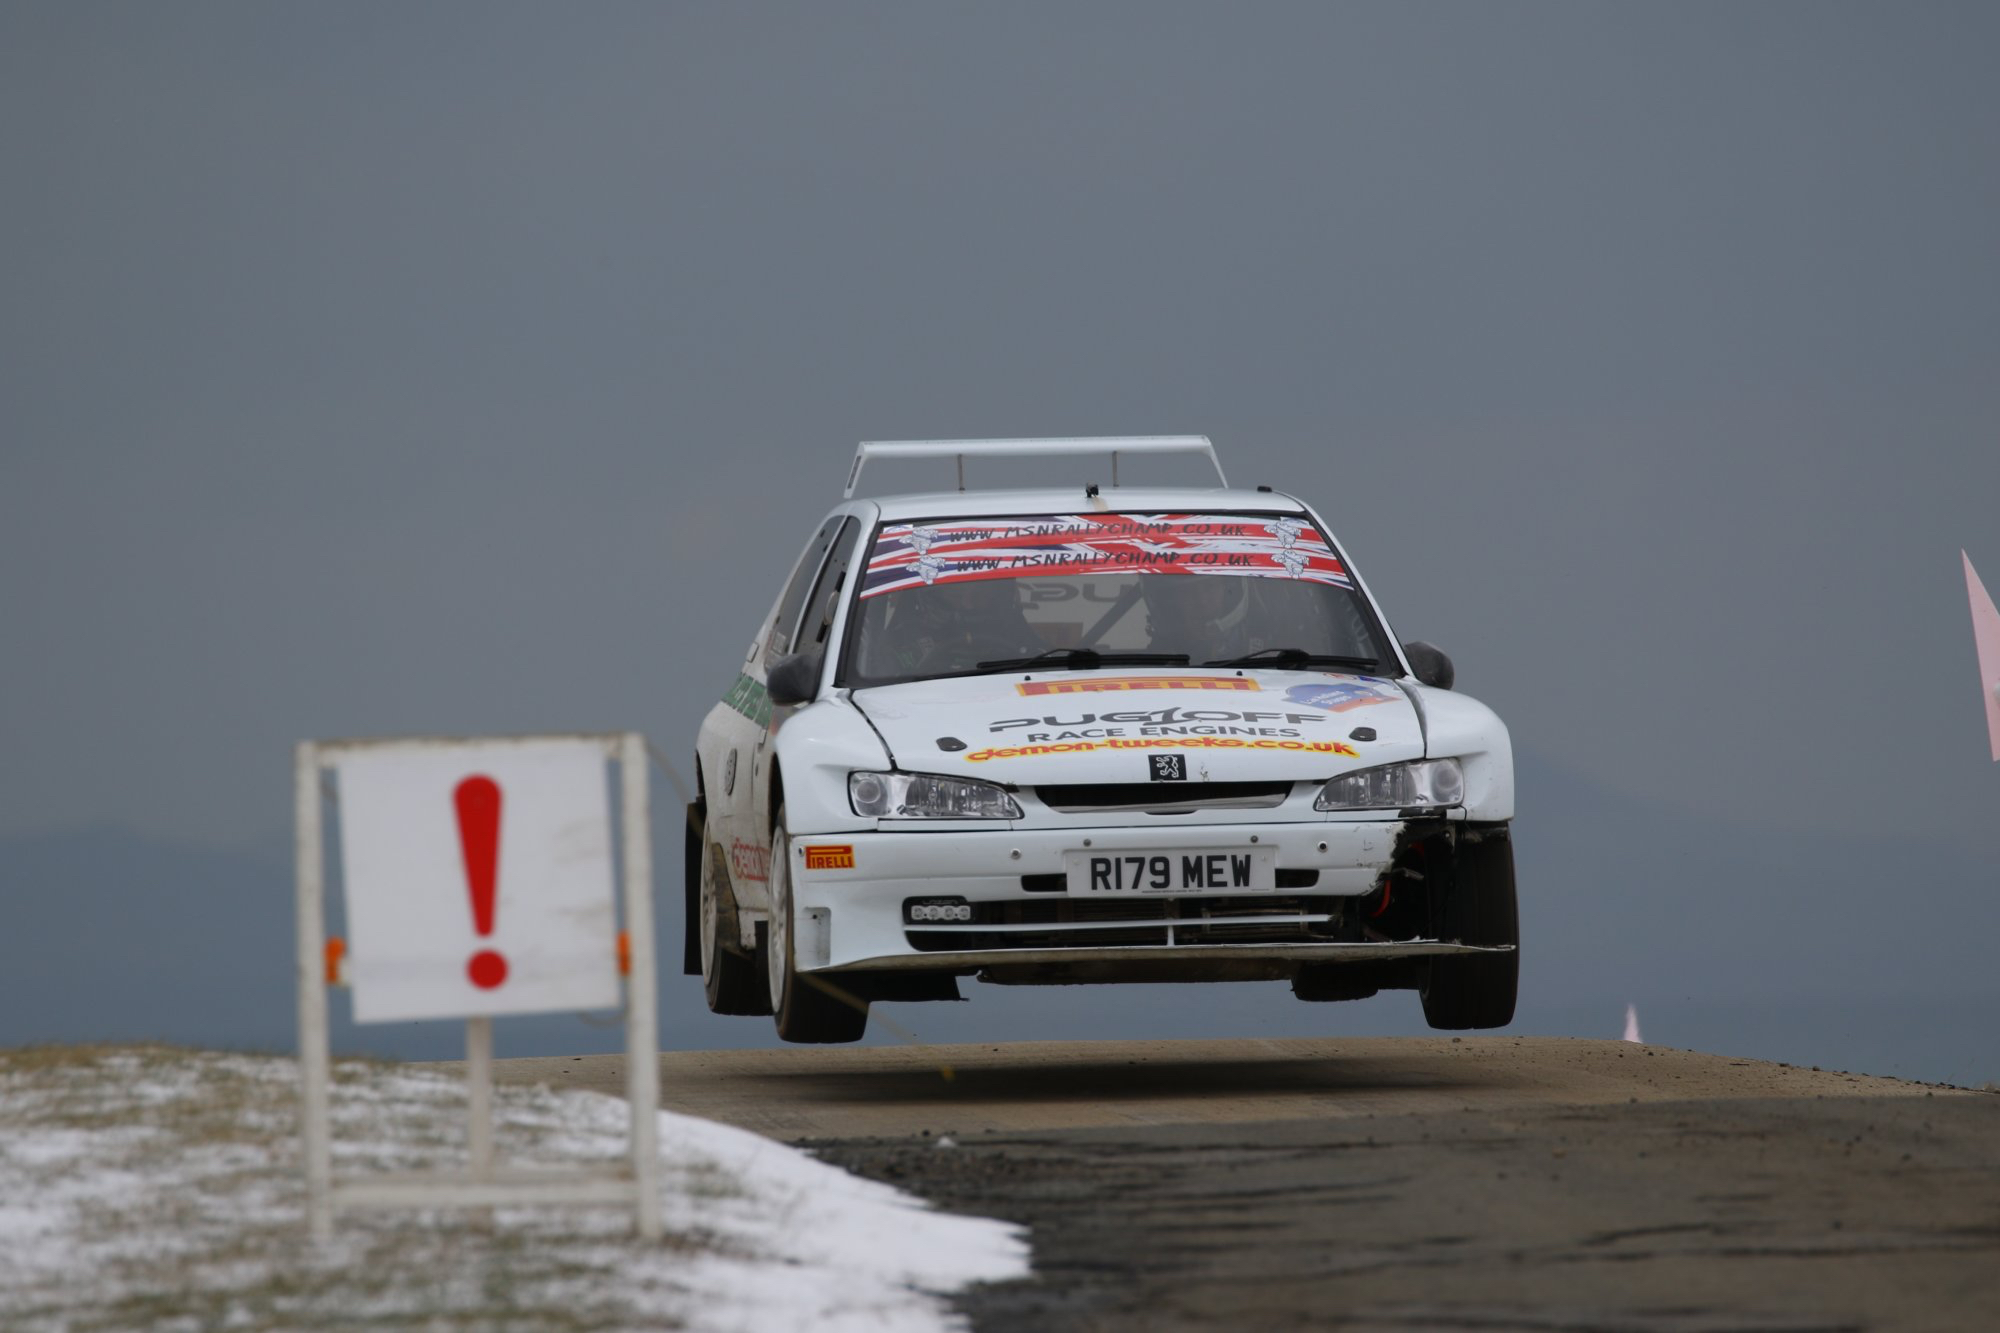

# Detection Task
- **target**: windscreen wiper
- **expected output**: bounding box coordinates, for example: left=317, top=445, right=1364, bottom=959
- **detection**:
left=1202, top=647, right=1382, bottom=672
left=975, top=648, right=1192, bottom=672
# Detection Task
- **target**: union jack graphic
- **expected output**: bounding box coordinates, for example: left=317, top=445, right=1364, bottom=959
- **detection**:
left=861, top=513, right=1350, bottom=599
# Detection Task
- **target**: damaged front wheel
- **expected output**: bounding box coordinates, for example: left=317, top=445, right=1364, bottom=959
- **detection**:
left=1419, top=827, right=1519, bottom=1030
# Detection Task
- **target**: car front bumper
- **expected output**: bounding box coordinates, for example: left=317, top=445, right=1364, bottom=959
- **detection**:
left=782, top=819, right=1505, bottom=974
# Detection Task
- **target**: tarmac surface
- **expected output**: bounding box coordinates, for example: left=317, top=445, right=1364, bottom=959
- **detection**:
left=490, top=1038, right=1998, bottom=1331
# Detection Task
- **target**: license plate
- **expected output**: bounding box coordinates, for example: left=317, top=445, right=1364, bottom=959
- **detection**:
left=1063, top=848, right=1276, bottom=896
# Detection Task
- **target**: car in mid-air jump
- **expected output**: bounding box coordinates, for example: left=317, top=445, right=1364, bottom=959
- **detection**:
left=686, top=437, right=1516, bottom=1042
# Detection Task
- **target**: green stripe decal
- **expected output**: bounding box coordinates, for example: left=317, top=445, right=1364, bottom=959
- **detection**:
left=722, top=672, right=772, bottom=728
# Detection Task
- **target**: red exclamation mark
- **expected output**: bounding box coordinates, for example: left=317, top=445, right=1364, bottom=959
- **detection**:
left=454, top=775, right=508, bottom=989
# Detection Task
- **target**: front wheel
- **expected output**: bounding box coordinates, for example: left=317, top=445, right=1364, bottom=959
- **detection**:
left=1420, top=828, right=1519, bottom=1030
left=765, top=807, right=869, bottom=1043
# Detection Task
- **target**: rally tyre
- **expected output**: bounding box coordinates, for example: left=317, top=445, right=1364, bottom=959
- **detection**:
left=701, top=834, right=772, bottom=1017
left=1419, top=829, right=1519, bottom=1030
left=766, top=806, right=869, bottom=1043
left=684, top=802, right=703, bottom=978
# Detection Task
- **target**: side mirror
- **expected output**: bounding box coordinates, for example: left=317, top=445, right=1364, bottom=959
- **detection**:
left=765, top=651, right=824, bottom=708
left=1401, top=640, right=1455, bottom=691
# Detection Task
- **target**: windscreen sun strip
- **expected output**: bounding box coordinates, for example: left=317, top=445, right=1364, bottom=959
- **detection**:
left=859, top=514, right=1351, bottom=599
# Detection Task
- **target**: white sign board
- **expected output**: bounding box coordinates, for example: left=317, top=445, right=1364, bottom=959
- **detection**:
left=297, top=732, right=661, bottom=1241
left=336, top=738, right=621, bottom=1022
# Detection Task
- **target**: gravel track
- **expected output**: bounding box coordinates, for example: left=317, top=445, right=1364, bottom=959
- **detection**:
left=491, top=1037, right=1997, bottom=1331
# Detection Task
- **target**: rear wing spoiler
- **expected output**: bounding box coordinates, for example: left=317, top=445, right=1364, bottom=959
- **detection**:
left=844, top=435, right=1227, bottom=498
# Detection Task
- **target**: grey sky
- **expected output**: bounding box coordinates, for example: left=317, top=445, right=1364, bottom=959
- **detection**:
left=5, top=1, right=1999, bottom=869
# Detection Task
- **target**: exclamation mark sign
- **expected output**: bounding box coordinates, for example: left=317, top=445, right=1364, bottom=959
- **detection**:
left=454, top=775, right=509, bottom=989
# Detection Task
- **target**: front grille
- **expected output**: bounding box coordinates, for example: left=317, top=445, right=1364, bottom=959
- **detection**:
left=1032, top=781, right=1293, bottom=813
left=904, top=893, right=1351, bottom=952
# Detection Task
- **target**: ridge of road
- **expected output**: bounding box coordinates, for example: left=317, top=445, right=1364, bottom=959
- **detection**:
left=482, top=1037, right=1971, bottom=1141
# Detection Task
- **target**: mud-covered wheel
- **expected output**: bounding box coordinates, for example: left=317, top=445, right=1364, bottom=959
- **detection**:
left=700, top=828, right=771, bottom=1017
left=766, top=806, right=869, bottom=1043
left=1420, top=828, right=1519, bottom=1030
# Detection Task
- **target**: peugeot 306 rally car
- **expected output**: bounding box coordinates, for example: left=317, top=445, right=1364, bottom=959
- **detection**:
left=688, top=437, right=1517, bottom=1042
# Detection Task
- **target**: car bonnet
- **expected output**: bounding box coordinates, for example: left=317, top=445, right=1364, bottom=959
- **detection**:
left=847, top=669, right=1422, bottom=787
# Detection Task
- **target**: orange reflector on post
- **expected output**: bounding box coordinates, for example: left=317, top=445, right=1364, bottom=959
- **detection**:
left=618, top=930, right=631, bottom=976
left=325, top=936, right=346, bottom=987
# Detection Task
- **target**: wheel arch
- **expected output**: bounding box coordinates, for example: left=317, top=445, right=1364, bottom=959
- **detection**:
left=765, top=757, right=785, bottom=838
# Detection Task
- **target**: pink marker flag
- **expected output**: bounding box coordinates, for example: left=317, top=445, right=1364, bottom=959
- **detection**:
left=1965, top=551, right=2000, bottom=762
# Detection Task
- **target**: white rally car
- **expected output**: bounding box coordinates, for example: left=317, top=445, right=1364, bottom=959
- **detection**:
left=687, top=438, right=1517, bottom=1042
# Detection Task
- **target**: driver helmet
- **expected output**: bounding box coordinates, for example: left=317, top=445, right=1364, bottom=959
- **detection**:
left=1144, top=574, right=1248, bottom=645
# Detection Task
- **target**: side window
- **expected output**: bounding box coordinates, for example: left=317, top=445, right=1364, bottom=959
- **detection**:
left=765, top=518, right=842, bottom=663
left=796, top=518, right=861, bottom=655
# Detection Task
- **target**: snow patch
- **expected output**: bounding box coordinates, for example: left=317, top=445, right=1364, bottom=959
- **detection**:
left=0, top=1048, right=1027, bottom=1332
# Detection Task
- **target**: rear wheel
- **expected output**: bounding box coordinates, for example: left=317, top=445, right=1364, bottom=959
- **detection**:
left=700, top=830, right=770, bottom=1016
left=1420, top=829, right=1519, bottom=1030
left=766, top=807, right=869, bottom=1043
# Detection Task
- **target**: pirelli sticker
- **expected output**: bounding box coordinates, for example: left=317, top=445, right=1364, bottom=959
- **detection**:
left=802, top=844, right=855, bottom=871
left=1015, top=676, right=1259, bottom=697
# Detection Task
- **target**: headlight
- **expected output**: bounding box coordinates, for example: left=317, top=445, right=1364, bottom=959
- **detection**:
left=1314, top=759, right=1464, bottom=811
left=849, top=771, right=1023, bottom=820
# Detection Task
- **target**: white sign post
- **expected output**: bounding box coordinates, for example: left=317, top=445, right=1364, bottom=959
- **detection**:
left=295, top=733, right=661, bottom=1242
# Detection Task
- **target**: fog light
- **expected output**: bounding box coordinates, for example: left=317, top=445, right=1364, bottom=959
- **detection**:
left=906, top=897, right=974, bottom=924
left=849, top=772, right=890, bottom=813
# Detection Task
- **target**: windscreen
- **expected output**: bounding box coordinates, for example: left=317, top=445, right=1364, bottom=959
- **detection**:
left=841, top=512, right=1394, bottom=686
